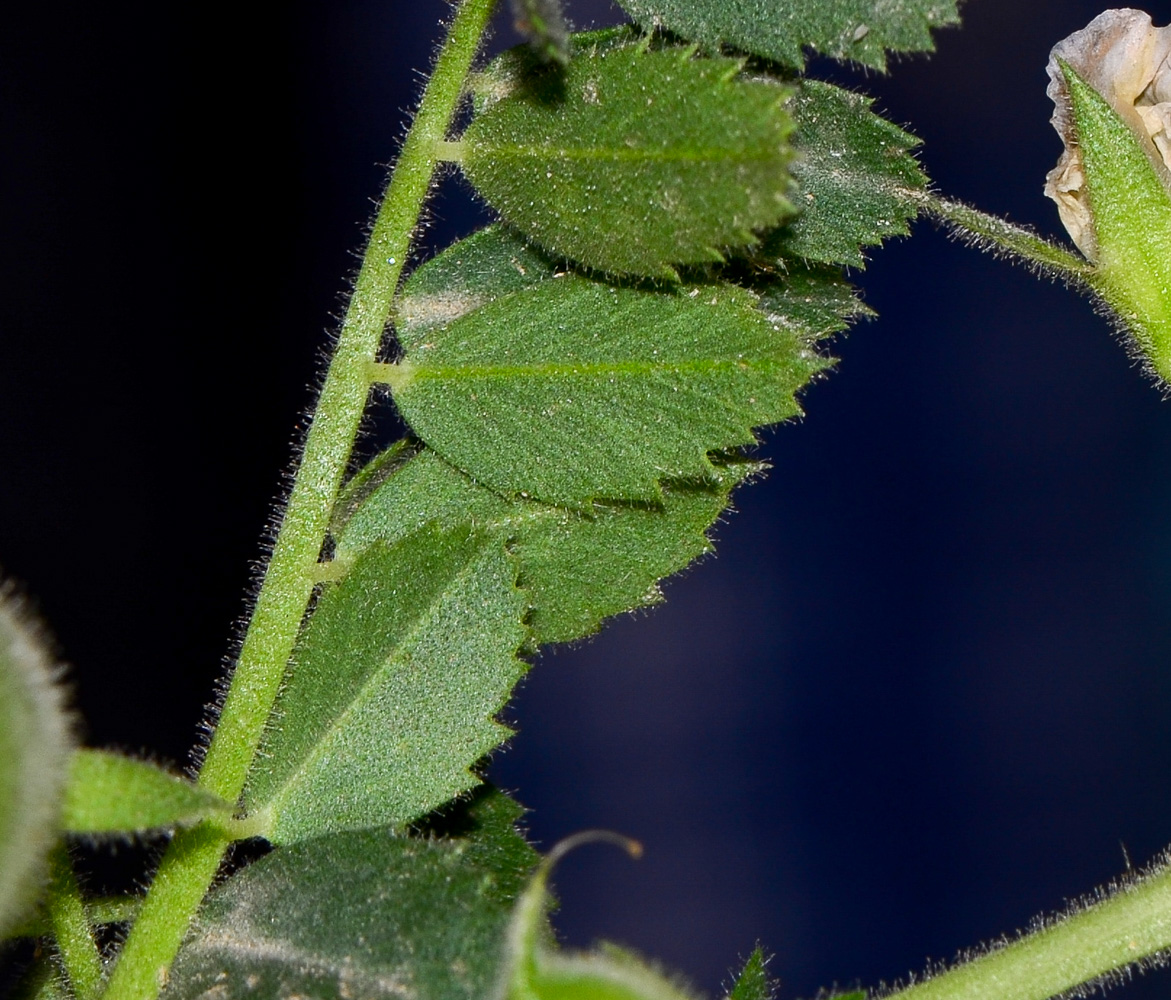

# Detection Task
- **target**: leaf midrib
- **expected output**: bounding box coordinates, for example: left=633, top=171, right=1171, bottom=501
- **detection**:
left=468, top=143, right=785, bottom=165
left=405, top=356, right=795, bottom=381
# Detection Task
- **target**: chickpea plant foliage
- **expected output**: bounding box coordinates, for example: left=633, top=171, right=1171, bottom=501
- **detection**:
left=613, top=0, right=960, bottom=70
left=456, top=31, right=797, bottom=278
left=383, top=244, right=829, bottom=506
left=9, top=3, right=1171, bottom=1000
left=242, top=526, right=527, bottom=845
left=766, top=80, right=928, bottom=267
left=161, top=790, right=538, bottom=1000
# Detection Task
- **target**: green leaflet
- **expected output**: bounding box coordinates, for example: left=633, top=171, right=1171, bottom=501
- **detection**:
left=387, top=274, right=823, bottom=505
left=162, top=790, right=537, bottom=1000
left=392, top=225, right=868, bottom=348
left=614, top=0, right=959, bottom=70
left=765, top=80, right=927, bottom=267
left=332, top=441, right=758, bottom=647
left=386, top=265, right=830, bottom=506
left=0, top=594, right=72, bottom=939
left=727, top=950, right=774, bottom=1000
left=753, top=261, right=875, bottom=334
left=460, top=35, right=795, bottom=278
left=61, top=750, right=233, bottom=835
left=242, top=526, right=527, bottom=844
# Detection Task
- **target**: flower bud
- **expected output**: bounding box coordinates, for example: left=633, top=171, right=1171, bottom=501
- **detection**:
left=1044, top=9, right=1171, bottom=382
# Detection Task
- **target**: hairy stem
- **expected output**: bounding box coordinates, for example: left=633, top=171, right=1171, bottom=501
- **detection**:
left=886, top=859, right=1171, bottom=1000
left=8, top=895, right=140, bottom=940
left=199, top=0, right=497, bottom=810
left=921, top=194, right=1092, bottom=280
left=46, top=845, right=104, bottom=1000
left=99, top=2, right=499, bottom=998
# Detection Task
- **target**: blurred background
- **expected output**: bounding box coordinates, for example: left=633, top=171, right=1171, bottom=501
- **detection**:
left=4, top=0, right=1171, bottom=996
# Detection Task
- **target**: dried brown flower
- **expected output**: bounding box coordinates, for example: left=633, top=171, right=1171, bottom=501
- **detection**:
left=1044, top=8, right=1171, bottom=256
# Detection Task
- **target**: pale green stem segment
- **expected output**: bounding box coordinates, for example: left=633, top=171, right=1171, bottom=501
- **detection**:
left=200, top=0, right=498, bottom=813
left=437, top=139, right=467, bottom=162
left=368, top=359, right=414, bottom=393
left=47, top=844, right=104, bottom=1000
left=98, top=2, right=500, bottom=998
left=886, top=861, right=1171, bottom=1000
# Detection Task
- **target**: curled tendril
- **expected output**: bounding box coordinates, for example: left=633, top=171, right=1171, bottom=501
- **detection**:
left=495, top=831, right=707, bottom=1000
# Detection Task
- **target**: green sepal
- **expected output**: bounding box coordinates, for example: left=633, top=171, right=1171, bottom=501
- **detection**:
left=333, top=441, right=760, bottom=647
left=242, top=525, right=527, bottom=844
left=161, top=790, right=537, bottom=1000
left=460, top=33, right=795, bottom=278
left=612, top=0, right=959, bottom=71
left=1061, top=61, right=1171, bottom=384
left=0, top=593, right=72, bottom=939
left=764, top=80, right=927, bottom=267
left=61, top=749, right=234, bottom=836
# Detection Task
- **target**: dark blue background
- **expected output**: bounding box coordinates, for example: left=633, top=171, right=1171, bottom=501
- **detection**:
left=3, top=1, right=1171, bottom=997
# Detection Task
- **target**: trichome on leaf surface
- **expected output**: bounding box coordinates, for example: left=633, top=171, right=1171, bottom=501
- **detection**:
left=4, top=2, right=1171, bottom=1000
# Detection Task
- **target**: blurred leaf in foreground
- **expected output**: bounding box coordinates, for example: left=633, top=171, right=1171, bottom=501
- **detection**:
left=0, top=593, right=71, bottom=939
left=164, top=790, right=536, bottom=1000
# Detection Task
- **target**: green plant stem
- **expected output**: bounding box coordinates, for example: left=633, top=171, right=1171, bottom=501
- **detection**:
left=200, top=0, right=497, bottom=810
left=98, top=2, right=499, bottom=998
left=922, top=193, right=1092, bottom=280
left=8, top=896, right=140, bottom=941
left=46, top=845, right=104, bottom=1000
left=886, top=860, right=1171, bottom=1000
